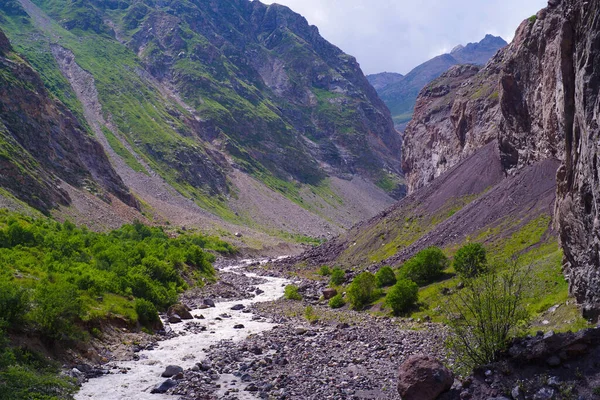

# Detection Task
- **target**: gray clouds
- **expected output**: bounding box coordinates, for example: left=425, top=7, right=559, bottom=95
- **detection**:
left=261, top=0, right=547, bottom=74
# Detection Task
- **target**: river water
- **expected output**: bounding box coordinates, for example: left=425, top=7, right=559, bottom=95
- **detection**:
left=76, top=259, right=290, bottom=400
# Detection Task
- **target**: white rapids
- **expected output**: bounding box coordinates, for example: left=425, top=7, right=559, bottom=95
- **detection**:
left=76, top=259, right=290, bottom=400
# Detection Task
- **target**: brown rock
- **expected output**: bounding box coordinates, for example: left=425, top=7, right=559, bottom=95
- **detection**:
left=167, top=304, right=193, bottom=320
left=322, top=288, right=338, bottom=300
left=398, top=355, right=454, bottom=400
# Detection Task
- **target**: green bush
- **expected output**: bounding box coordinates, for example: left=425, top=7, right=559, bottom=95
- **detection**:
left=0, top=278, right=29, bottom=327
left=446, top=261, right=531, bottom=372
left=375, top=266, right=397, bottom=287
left=318, top=265, right=331, bottom=276
left=284, top=285, right=302, bottom=300
left=400, top=247, right=448, bottom=285
left=304, top=305, right=318, bottom=322
left=329, top=268, right=346, bottom=286
left=347, top=272, right=377, bottom=310
left=328, top=293, right=345, bottom=309
left=134, top=298, right=160, bottom=328
left=454, top=243, right=487, bottom=278
left=385, top=279, right=418, bottom=315
left=30, top=279, right=83, bottom=341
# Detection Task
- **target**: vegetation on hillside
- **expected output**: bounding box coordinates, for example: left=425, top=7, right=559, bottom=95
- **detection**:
left=0, top=210, right=233, bottom=399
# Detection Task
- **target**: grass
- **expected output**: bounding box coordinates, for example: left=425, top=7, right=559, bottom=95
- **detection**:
left=101, top=126, right=147, bottom=174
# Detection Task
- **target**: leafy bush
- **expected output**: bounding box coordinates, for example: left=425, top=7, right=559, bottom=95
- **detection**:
left=30, top=279, right=83, bottom=341
left=446, top=261, right=531, bottom=372
left=304, top=305, right=318, bottom=322
left=284, top=285, right=302, bottom=300
left=453, top=243, right=487, bottom=278
left=400, top=247, right=448, bottom=285
left=318, top=265, right=331, bottom=276
left=328, top=293, right=345, bottom=309
left=134, top=298, right=160, bottom=328
left=385, top=279, right=418, bottom=315
left=0, top=278, right=29, bottom=327
left=347, top=272, right=377, bottom=310
left=329, top=268, right=346, bottom=286
left=375, top=266, right=397, bottom=287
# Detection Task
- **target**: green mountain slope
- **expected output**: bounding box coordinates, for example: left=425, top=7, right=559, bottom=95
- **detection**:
left=0, top=0, right=403, bottom=241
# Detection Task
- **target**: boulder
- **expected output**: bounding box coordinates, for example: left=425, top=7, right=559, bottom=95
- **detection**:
left=397, top=355, right=454, bottom=400
left=231, top=304, right=245, bottom=311
left=151, top=379, right=178, bottom=394
left=168, top=314, right=182, bottom=324
left=322, top=288, right=338, bottom=300
left=167, top=304, right=193, bottom=320
left=161, top=365, right=184, bottom=378
left=203, top=298, right=216, bottom=308
left=233, top=324, right=245, bottom=329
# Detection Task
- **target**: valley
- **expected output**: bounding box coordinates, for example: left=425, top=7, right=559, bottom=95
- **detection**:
left=0, top=0, right=600, bottom=399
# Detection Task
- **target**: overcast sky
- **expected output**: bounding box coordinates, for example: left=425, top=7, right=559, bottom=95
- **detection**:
left=261, top=0, right=547, bottom=75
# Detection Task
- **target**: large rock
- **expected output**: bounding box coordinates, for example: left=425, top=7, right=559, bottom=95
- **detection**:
left=322, top=288, right=338, bottom=300
left=397, top=355, right=454, bottom=400
left=167, top=304, right=193, bottom=320
left=151, top=379, right=178, bottom=394
left=161, top=365, right=184, bottom=378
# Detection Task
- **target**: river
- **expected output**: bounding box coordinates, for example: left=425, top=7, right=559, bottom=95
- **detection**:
left=75, top=259, right=290, bottom=400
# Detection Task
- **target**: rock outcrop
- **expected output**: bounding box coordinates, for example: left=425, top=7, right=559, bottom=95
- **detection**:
left=402, top=0, right=600, bottom=318
left=555, top=0, right=600, bottom=320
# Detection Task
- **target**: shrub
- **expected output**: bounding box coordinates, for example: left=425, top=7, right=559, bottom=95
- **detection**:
left=318, top=265, right=332, bottom=276
left=328, top=293, right=345, bottom=309
left=347, top=272, right=377, bottom=310
left=134, top=298, right=160, bottom=329
left=400, top=247, right=448, bottom=285
left=329, top=268, right=346, bottom=286
left=0, top=278, right=29, bottom=328
left=385, top=279, right=418, bottom=315
left=453, top=243, right=487, bottom=278
left=30, top=280, right=83, bottom=341
left=304, top=305, right=318, bottom=322
left=375, top=266, right=397, bottom=287
left=284, top=285, right=302, bottom=300
left=446, top=261, right=531, bottom=372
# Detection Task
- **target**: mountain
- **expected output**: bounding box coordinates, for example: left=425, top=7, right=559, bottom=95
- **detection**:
left=290, top=0, right=600, bottom=319
left=367, top=34, right=507, bottom=130
left=366, top=72, right=403, bottom=90
left=0, top=0, right=404, bottom=245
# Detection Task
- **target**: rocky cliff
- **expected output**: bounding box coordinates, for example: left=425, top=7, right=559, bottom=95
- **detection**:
left=402, top=0, right=600, bottom=318
left=0, top=28, right=135, bottom=212
left=555, top=0, right=600, bottom=320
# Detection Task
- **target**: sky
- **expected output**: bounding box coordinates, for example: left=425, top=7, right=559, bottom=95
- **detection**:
left=261, top=0, right=547, bottom=75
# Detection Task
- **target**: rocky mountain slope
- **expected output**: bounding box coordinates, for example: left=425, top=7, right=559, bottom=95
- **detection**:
left=368, top=35, right=507, bottom=130
left=0, top=0, right=403, bottom=245
left=295, top=0, right=600, bottom=321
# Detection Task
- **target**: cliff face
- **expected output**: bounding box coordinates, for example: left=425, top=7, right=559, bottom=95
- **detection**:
left=402, top=0, right=600, bottom=318
left=0, top=28, right=135, bottom=212
left=555, top=0, right=600, bottom=320
left=402, top=5, right=568, bottom=193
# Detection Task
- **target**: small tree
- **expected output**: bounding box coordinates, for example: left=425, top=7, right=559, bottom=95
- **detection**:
left=454, top=243, right=487, bottom=278
left=446, top=261, right=531, bottom=373
left=347, top=272, right=376, bottom=310
left=318, top=265, right=332, bottom=276
left=401, top=247, right=448, bottom=285
left=330, top=268, right=346, bottom=286
left=385, top=279, right=418, bottom=315
left=375, top=266, right=397, bottom=287
left=328, top=294, right=345, bottom=309
left=284, top=285, right=302, bottom=300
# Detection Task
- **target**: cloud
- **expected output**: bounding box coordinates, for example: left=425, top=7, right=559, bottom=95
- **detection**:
left=261, top=0, right=547, bottom=74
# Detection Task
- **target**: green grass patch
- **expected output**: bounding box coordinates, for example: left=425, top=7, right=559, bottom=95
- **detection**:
left=101, top=126, right=147, bottom=174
